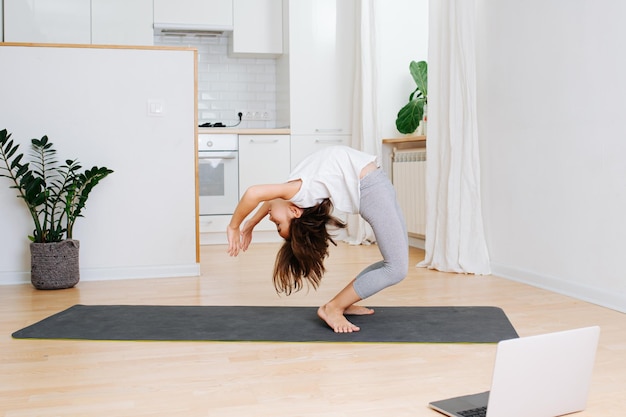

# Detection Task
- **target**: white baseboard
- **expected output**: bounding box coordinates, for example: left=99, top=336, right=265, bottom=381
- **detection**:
left=0, top=271, right=30, bottom=286
left=408, top=236, right=425, bottom=249
left=0, top=263, right=201, bottom=286
left=491, top=263, right=626, bottom=314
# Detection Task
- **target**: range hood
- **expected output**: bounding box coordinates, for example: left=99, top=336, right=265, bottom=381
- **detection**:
left=154, top=23, right=233, bottom=37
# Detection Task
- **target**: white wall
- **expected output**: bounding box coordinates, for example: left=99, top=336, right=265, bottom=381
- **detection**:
left=376, top=0, right=429, bottom=140
left=0, top=45, right=199, bottom=285
left=476, top=0, right=626, bottom=312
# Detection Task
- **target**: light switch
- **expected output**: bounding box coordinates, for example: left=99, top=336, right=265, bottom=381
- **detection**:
left=147, top=99, right=165, bottom=116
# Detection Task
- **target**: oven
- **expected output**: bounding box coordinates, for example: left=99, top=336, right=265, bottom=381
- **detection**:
left=198, top=134, right=239, bottom=216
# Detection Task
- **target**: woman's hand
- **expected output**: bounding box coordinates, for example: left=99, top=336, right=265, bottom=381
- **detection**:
left=226, top=224, right=242, bottom=256
left=240, top=220, right=254, bottom=252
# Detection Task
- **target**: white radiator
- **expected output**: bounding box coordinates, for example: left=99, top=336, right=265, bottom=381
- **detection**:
left=392, top=148, right=427, bottom=237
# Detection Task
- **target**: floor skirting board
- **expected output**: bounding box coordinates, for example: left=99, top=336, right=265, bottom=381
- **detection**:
left=408, top=236, right=425, bottom=249
left=0, top=263, right=201, bottom=286
left=491, top=263, right=626, bottom=314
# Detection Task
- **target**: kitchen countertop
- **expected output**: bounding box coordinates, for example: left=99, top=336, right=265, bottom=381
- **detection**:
left=198, top=128, right=290, bottom=135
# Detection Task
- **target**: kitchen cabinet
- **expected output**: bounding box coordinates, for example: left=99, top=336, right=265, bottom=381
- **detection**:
left=199, top=215, right=233, bottom=244
left=4, top=0, right=153, bottom=45
left=239, top=134, right=290, bottom=232
left=91, top=0, right=153, bottom=46
left=279, top=0, right=356, bottom=135
left=230, top=0, right=283, bottom=57
left=4, top=0, right=91, bottom=43
left=290, top=135, right=349, bottom=170
left=154, top=0, right=233, bottom=29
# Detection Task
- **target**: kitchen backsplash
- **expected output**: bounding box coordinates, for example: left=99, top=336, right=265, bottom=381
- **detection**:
left=154, top=34, right=278, bottom=128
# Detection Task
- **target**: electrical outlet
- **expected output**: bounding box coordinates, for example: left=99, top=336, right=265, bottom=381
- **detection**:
left=239, top=110, right=271, bottom=121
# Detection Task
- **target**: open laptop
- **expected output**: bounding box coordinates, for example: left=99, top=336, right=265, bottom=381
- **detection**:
left=429, top=326, right=600, bottom=417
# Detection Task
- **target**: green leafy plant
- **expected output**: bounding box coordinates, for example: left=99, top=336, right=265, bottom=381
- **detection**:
left=0, top=129, right=113, bottom=243
left=395, top=60, right=428, bottom=134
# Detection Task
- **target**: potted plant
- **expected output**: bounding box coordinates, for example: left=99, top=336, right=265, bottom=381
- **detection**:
left=396, top=60, right=428, bottom=135
left=0, top=129, right=113, bottom=289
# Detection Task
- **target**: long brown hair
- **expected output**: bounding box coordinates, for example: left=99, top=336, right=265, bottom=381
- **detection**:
left=273, top=199, right=346, bottom=295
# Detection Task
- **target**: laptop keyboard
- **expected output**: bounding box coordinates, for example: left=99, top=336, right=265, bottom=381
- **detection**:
left=458, top=406, right=487, bottom=417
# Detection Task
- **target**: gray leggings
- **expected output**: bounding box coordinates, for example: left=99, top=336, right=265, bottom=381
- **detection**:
left=353, top=168, right=409, bottom=299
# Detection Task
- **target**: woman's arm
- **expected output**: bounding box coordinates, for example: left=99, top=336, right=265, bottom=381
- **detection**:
left=227, top=181, right=300, bottom=256
left=229, top=182, right=299, bottom=229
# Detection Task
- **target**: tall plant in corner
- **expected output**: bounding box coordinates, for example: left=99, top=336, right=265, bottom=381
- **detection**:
left=0, top=129, right=113, bottom=289
left=396, top=60, right=428, bottom=135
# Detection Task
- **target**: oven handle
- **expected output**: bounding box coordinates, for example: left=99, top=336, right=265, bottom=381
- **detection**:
left=198, top=151, right=238, bottom=160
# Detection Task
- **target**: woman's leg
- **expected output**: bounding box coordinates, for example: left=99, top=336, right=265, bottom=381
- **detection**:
left=318, top=169, right=408, bottom=333
left=353, top=169, right=409, bottom=299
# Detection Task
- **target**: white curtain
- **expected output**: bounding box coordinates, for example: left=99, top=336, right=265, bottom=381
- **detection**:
left=351, top=0, right=381, bottom=157
left=343, top=0, right=379, bottom=245
left=418, top=0, right=491, bottom=274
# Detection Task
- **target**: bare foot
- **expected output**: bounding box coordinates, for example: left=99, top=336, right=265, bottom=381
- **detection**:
left=317, top=304, right=360, bottom=333
left=344, top=305, right=375, bottom=316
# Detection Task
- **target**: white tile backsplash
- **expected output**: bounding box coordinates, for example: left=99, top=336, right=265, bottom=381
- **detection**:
left=154, top=34, right=277, bottom=128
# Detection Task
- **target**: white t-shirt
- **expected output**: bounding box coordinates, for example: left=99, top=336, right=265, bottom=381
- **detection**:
left=287, top=146, right=377, bottom=213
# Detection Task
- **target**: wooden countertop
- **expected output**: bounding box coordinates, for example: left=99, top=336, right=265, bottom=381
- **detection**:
left=198, top=128, right=290, bottom=135
left=382, top=135, right=426, bottom=145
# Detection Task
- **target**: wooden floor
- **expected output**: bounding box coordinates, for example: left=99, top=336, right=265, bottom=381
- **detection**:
left=1, top=242, right=625, bottom=417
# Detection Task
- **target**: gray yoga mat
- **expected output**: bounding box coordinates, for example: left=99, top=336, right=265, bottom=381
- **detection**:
left=12, top=305, right=518, bottom=343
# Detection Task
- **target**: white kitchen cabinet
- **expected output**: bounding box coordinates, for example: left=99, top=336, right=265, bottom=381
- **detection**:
left=239, top=135, right=290, bottom=232
left=281, top=0, right=356, bottom=135
left=230, top=0, right=282, bottom=57
left=4, top=0, right=153, bottom=45
left=199, top=214, right=232, bottom=244
left=91, top=0, right=153, bottom=46
left=154, top=0, right=233, bottom=29
left=4, top=0, right=91, bottom=44
left=290, top=135, right=349, bottom=170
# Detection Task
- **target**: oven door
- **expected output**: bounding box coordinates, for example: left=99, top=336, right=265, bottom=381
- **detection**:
left=198, top=150, right=239, bottom=216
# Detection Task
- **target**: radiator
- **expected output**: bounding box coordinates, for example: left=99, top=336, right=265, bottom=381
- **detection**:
left=392, top=148, right=427, bottom=237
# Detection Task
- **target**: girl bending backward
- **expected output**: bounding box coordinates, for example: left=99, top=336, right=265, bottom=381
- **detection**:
left=227, top=145, right=408, bottom=333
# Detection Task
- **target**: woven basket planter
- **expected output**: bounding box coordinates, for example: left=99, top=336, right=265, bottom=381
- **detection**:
left=30, top=239, right=80, bottom=290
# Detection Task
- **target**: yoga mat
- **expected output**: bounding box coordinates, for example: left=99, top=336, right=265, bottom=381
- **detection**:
left=12, top=305, right=518, bottom=343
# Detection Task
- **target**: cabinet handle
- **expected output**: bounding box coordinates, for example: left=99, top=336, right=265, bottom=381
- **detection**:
left=250, top=138, right=279, bottom=144
left=198, top=151, right=237, bottom=160
left=314, top=128, right=343, bottom=133
left=315, top=138, right=344, bottom=143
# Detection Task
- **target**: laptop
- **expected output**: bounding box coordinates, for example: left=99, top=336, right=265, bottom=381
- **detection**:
left=429, top=326, right=600, bottom=417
